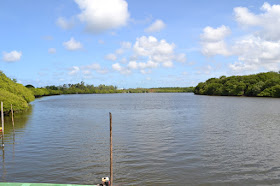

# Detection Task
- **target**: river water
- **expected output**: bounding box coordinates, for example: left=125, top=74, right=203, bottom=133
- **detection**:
left=1, top=93, right=280, bottom=185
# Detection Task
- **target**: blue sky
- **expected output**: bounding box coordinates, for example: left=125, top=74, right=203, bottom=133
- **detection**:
left=1, top=0, right=280, bottom=88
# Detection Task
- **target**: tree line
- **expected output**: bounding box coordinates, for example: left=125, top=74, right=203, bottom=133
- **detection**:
left=194, top=71, right=280, bottom=97
left=27, top=83, right=194, bottom=97
left=0, top=70, right=193, bottom=113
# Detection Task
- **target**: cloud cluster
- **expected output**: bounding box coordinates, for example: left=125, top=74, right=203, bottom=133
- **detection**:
left=231, top=2, right=280, bottom=72
left=234, top=2, right=280, bottom=40
left=112, top=36, right=186, bottom=74
left=145, top=19, right=166, bottom=33
left=200, top=25, right=231, bottom=56
left=104, top=41, right=132, bottom=61
left=75, top=0, right=130, bottom=33
left=230, top=36, right=280, bottom=72
left=2, top=50, right=22, bottom=62
left=63, top=37, right=83, bottom=51
left=68, top=63, right=108, bottom=76
left=200, top=2, right=280, bottom=73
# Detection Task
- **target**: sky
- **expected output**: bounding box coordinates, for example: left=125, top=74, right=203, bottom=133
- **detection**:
left=1, top=0, right=280, bottom=88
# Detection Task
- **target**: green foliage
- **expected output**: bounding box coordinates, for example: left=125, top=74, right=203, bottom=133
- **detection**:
left=194, top=72, right=280, bottom=97
left=0, top=89, right=29, bottom=113
left=25, top=84, right=35, bottom=88
left=148, top=87, right=194, bottom=93
left=0, top=71, right=35, bottom=113
left=0, top=71, right=35, bottom=103
left=0, top=70, right=194, bottom=113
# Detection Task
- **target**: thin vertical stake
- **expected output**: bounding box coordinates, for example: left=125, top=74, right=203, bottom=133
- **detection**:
left=1, top=102, right=4, bottom=147
left=11, top=104, right=14, bottom=132
left=109, top=112, right=113, bottom=186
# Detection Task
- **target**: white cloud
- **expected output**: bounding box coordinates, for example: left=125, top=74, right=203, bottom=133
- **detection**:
left=126, top=60, right=159, bottom=70
left=200, top=25, right=231, bottom=42
left=56, top=17, right=75, bottom=30
left=200, top=3, right=280, bottom=73
left=133, top=36, right=186, bottom=64
left=68, top=63, right=108, bottom=76
left=75, top=0, right=130, bottom=33
left=127, top=61, right=138, bottom=69
left=63, top=37, right=83, bottom=51
left=81, top=63, right=108, bottom=74
left=134, top=36, right=174, bottom=57
left=234, top=2, right=280, bottom=40
left=115, top=41, right=132, bottom=55
left=112, top=63, right=122, bottom=71
left=145, top=19, right=166, bottom=33
left=48, top=48, right=56, bottom=54
left=2, top=50, right=22, bottom=62
left=201, top=40, right=231, bottom=56
left=68, top=66, right=80, bottom=75
left=234, top=7, right=260, bottom=26
left=138, top=61, right=159, bottom=69
left=105, top=53, right=117, bottom=61
left=231, top=3, right=280, bottom=73
left=109, top=36, right=186, bottom=74
left=200, top=25, right=231, bottom=56
left=230, top=35, right=280, bottom=72
left=112, top=62, right=131, bottom=74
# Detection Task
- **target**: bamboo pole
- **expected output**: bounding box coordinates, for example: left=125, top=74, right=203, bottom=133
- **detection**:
left=109, top=112, right=113, bottom=186
left=11, top=104, right=14, bottom=132
left=1, top=102, right=4, bottom=147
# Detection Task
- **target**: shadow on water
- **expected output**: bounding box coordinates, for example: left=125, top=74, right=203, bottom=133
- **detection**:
left=1, top=105, right=33, bottom=181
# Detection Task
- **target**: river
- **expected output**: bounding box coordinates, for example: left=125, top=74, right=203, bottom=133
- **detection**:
left=1, top=93, right=280, bottom=185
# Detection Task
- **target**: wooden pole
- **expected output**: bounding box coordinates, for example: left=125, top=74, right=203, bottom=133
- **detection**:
left=1, top=102, right=4, bottom=147
left=11, top=104, right=14, bottom=132
left=109, top=112, right=113, bottom=186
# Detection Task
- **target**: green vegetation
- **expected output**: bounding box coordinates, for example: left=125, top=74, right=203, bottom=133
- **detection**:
left=27, top=82, right=121, bottom=97
left=194, top=71, right=280, bottom=97
left=0, top=71, right=193, bottom=113
left=123, top=87, right=193, bottom=93
left=0, top=71, right=35, bottom=113
left=148, top=87, right=194, bottom=93
left=28, top=84, right=194, bottom=96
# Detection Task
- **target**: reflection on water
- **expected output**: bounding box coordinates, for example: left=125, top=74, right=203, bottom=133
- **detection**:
left=1, top=94, right=280, bottom=185
left=1, top=106, right=33, bottom=181
left=2, top=106, right=33, bottom=137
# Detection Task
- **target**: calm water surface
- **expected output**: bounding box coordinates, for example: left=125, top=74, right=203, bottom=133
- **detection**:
left=1, top=93, right=280, bottom=185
